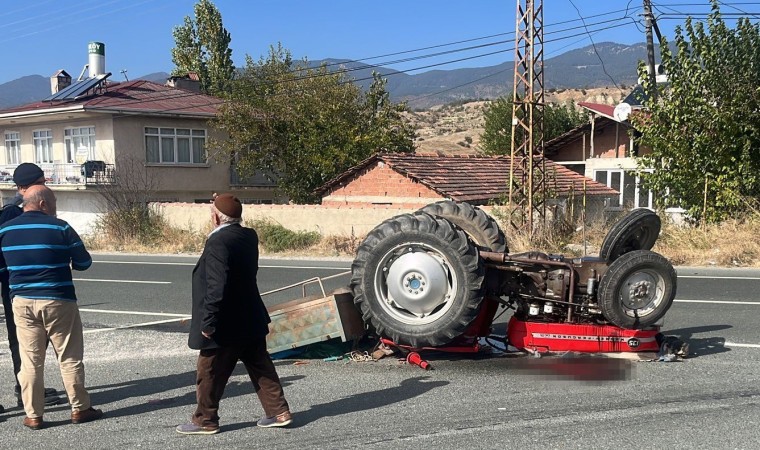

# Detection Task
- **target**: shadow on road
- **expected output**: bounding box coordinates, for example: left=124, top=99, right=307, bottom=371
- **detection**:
left=89, top=365, right=306, bottom=419
left=275, top=376, right=449, bottom=428
left=664, top=324, right=733, bottom=357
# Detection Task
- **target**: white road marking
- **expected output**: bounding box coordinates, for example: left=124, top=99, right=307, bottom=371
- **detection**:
left=83, top=317, right=189, bottom=334
left=679, top=275, right=760, bottom=280
left=92, top=260, right=350, bottom=270
left=0, top=310, right=191, bottom=345
left=259, top=265, right=350, bottom=270
left=93, top=260, right=195, bottom=266
left=73, top=278, right=171, bottom=284
left=675, top=299, right=760, bottom=306
left=79, top=308, right=189, bottom=318
left=724, top=342, right=760, bottom=348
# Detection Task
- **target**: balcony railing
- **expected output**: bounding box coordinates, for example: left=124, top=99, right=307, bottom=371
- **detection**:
left=0, top=162, right=116, bottom=186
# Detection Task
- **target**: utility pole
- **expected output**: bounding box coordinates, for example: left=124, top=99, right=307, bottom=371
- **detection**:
left=643, top=0, right=657, bottom=100
left=508, top=0, right=545, bottom=234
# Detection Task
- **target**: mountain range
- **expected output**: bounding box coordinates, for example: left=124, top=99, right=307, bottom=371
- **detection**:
left=0, top=42, right=656, bottom=110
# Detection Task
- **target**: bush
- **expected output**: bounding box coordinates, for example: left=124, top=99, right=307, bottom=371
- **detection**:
left=95, top=206, right=163, bottom=244
left=87, top=207, right=207, bottom=253
left=249, top=219, right=321, bottom=252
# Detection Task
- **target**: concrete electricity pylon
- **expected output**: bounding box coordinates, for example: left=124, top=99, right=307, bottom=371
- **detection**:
left=508, top=0, right=545, bottom=234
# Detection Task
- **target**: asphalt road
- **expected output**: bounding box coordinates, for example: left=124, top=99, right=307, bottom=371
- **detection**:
left=1, top=255, right=759, bottom=449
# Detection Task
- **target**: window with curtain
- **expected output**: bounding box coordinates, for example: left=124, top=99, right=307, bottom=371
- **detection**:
left=4, top=131, right=20, bottom=165
left=64, top=126, right=96, bottom=163
left=33, top=129, right=53, bottom=164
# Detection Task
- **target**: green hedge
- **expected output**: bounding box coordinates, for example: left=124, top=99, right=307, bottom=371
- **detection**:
left=248, top=219, right=321, bottom=253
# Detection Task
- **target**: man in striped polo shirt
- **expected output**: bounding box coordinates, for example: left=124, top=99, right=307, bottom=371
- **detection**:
left=0, top=185, right=102, bottom=430
left=0, top=163, right=63, bottom=414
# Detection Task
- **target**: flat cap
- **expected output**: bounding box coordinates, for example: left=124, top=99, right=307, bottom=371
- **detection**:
left=13, top=163, right=45, bottom=187
left=214, top=193, right=242, bottom=219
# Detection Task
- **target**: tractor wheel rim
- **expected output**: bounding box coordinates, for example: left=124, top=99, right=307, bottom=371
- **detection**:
left=374, top=243, right=456, bottom=325
left=620, top=268, right=664, bottom=317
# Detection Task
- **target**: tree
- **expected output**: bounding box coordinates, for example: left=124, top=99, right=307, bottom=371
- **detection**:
left=631, top=3, right=760, bottom=223
left=171, top=0, right=234, bottom=95
left=96, top=155, right=161, bottom=243
left=212, top=44, right=416, bottom=203
left=480, top=98, right=585, bottom=155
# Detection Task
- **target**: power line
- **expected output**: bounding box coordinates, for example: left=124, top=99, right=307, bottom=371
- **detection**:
left=0, top=0, right=162, bottom=44
left=282, top=14, right=637, bottom=85
left=566, top=0, right=625, bottom=94
left=38, top=7, right=642, bottom=113
left=717, top=0, right=760, bottom=19
left=114, top=19, right=641, bottom=115
left=412, top=16, right=643, bottom=104
left=312, top=6, right=640, bottom=72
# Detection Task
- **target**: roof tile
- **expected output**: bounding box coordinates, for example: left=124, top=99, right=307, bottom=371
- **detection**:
left=317, top=153, right=618, bottom=204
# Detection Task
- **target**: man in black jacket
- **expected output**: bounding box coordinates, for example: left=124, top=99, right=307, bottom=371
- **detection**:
left=176, top=193, right=291, bottom=435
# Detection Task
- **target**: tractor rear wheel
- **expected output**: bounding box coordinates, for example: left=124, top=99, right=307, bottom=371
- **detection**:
left=350, top=212, right=485, bottom=347
left=419, top=201, right=507, bottom=253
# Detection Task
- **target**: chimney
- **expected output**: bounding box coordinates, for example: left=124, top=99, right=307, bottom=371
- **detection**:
left=88, top=41, right=106, bottom=78
left=50, top=69, right=72, bottom=94
left=166, top=72, right=201, bottom=93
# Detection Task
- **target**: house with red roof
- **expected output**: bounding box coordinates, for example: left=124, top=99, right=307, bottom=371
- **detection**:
left=544, top=99, right=655, bottom=211
left=316, top=152, right=617, bottom=212
left=0, top=70, right=278, bottom=233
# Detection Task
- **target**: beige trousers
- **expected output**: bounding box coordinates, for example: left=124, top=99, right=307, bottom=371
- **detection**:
left=12, top=297, right=91, bottom=418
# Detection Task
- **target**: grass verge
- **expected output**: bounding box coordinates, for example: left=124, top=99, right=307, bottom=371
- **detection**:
left=85, top=210, right=760, bottom=267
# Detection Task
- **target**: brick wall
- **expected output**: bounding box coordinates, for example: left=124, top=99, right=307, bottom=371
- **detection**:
left=321, top=161, right=441, bottom=207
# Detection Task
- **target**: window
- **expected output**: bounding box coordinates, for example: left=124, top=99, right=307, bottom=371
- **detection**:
left=4, top=131, right=20, bottom=164
left=595, top=169, right=654, bottom=210
left=64, top=126, right=96, bottom=163
left=33, top=129, right=53, bottom=164
left=145, top=127, right=206, bottom=164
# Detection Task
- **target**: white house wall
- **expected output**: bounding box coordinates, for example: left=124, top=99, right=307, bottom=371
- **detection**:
left=111, top=116, right=247, bottom=202
left=1, top=115, right=115, bottom=165
left=0, top=188, right=104, bottom=235
left=583, top=156, right=638, bottom=177
left=54, top=190, right=105, bottom=235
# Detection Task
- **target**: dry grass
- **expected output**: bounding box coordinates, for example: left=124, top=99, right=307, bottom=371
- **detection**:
left=85, top=221, right=209, bottom=254
left=494, top=211, right=760, bottom=267
left=655, top=213, right=760, bottom=267
left=85, top=210, right=760, bottom=267
left=405, top=87, right=624, bottom=156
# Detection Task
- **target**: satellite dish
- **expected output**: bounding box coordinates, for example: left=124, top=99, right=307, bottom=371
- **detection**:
left=613, top=102, right=632, bottom=122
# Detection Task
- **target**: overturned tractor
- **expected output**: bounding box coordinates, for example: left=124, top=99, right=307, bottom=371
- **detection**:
left=349, top=201, right=675, bottom=349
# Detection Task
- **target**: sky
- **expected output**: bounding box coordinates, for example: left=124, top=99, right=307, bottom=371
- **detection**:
left=0, top=0, right=757, bottom=85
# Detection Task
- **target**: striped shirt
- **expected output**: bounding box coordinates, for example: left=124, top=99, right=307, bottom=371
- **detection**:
left=0, top=211, right=91, bottom=302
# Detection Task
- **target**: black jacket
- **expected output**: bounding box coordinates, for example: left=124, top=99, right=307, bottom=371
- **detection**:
left=0, top=203, right=22, bottom=302
left=188, top=223, right=271, bottom=350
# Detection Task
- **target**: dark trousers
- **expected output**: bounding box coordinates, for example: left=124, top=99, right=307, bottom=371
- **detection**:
left=2, top=285, right=21, bottom=390
left=193, top=337, right=289, bottom=427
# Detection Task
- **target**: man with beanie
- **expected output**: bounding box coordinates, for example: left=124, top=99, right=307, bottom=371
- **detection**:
left=0, top=164, right=62, bottom=414
left=176, top=193, right=292, bottom=435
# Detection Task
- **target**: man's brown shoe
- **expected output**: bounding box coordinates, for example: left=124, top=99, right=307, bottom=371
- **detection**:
left=71, top=407, right=103, bottom=424
left=23, top=416, right=43, bottom=430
